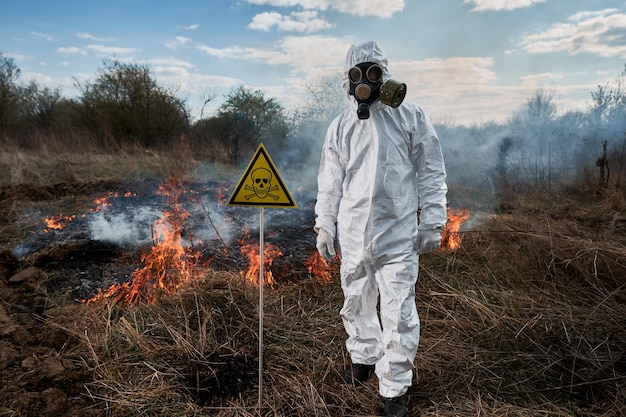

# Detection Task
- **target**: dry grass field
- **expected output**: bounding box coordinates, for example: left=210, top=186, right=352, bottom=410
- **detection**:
left=1, top=141, right=625, bottom=416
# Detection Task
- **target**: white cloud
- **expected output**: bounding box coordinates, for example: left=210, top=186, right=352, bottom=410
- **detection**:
left=194, top=35, right=350, bottom=116
left=77, top=32, right=116, bottom=42
left=31, top=32, right=57, bottom=42
left=196, top=35, right=350, bottom=77
left=192, top=38, right=564, bottom=126
left=277, top=35, right=349, bottom=75
left=392, top=57, right=497, bottom=93
left=390, top=57, right=500, bottom=119
left=521, top=8, right=626, bottom=58
left=464, top=0, right=546, bottom=12
left=57, top=46, right=85, bottom=54
left=193, top=39, right=576, bottom=125
left=185, top=24, right=200, bottom=30
left=244, top=0, right=404, bottom=18
left=20, top=71, right=77, bottom=94
left=152, top=65, right=241, bottom=119
left=385, top=56, right=594, bottom=126
left=518, top=72, right=564, bottom=84
left=153, top=65, right=239, bottom=91
left=197, top=43, right=270, bottom=61
left=249, top=10, right=333, bottom=32
left=4, top=52, right=29, bottom=61
left=249, top=12, right=282, bottom=31
left=165, top=36, right=193, bottom=49
left=145, top=57, right=195, bottom=68
left=85, top=44, right=139, bottom=55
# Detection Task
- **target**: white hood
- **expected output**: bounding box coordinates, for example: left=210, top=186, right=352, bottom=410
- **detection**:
left=342, top=40, right=392, bottom=95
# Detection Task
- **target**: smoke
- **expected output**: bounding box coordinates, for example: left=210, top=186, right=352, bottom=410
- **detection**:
left=435, top=82, right=626, bottom=210
left=193, top=195, right=240, bottom=246
left=83, top=182, right=314, bottom=251
left=265, top=74, right=348, bottom=194
left=88, top=206, right=162, bottom=248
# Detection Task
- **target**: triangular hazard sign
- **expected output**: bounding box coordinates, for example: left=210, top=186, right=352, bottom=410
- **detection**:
left=227, top=143, right=298, bottom=208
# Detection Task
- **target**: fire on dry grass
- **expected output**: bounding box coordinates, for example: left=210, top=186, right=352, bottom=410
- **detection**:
left=4, top=138, right=624, bottom=416
left=86, top=178, right=202, bottom=304
left=78, top=179, right=465, bottom=306
left=75, top=194, right=625, bottom=416
left=441, top=207, right=470, bottom=250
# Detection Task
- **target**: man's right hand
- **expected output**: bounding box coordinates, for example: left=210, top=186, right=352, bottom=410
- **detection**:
left=316, top=229, right=336, bottom=262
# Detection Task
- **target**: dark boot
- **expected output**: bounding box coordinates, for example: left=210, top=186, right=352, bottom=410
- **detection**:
left=341, top=363, right=375, bottom=386
left=383, top=394, right=409, bottom=417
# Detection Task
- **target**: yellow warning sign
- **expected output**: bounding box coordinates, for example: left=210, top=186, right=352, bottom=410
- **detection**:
left=227, top=143, right=298, bottom=208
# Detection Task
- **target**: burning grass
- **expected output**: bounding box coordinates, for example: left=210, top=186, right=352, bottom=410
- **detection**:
left=1, top=145, right=625, bottom=416
left=66, top=194, right=626, bottom=417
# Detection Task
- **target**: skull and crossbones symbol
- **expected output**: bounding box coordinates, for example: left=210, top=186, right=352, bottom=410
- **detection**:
left=245, top=168, right=279, bottom=200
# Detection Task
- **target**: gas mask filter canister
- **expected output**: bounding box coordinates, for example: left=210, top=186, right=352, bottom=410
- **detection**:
left=348, top=62, right=407, bottom=119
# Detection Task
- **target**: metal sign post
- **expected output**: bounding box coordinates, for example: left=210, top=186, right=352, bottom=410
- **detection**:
left=258, top=207, right=264, bottom=410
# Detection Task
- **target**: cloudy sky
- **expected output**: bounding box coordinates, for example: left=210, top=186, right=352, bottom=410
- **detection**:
left=2, top=0, right=626, bottom=126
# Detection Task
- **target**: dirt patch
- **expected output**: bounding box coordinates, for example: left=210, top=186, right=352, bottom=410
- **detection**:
left=1, top=267, right=100, bottom=416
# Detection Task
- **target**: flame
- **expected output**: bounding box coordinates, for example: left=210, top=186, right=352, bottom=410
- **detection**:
left=90, top=197, right=112, bottom=212
left=240, top=239, right=282, bottom=288
left=304, top=251, right=332, bottom=283
left=90, top=190, right=136, bottom=213
left=75, top=181, right=336, bottom=304
left=43, top=214, right=76, bottom=232
left=441, top=207, right=470, bottom=250
left=43, top=190, right=137, bottom=233
left=86, top=178, right=200, bottom=305
left=216, top=186, right=229, bottom=208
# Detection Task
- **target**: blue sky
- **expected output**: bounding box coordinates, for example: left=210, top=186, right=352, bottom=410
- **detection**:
left=2, top=0, right=626, bottom=126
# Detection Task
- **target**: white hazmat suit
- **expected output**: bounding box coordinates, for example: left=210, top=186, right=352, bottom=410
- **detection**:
left=314, top=41, right=448, bottom=399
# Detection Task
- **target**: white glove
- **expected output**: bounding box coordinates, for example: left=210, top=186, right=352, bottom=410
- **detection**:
left=316, top=229, right=336, bottom=262
left=416, top=229, right=442, bottom=254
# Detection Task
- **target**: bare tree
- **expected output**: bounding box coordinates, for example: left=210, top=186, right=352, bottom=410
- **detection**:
left=0, top=53, right=21, bottom=131
left=199, top=89, right=216, bottom=120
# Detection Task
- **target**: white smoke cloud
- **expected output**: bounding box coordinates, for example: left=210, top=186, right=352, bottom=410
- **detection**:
left=88, top=207, right=162, bottom=247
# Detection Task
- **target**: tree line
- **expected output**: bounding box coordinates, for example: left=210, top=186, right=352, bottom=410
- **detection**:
left=0, top=54, right=329, bottom=164
left=3, top=51, right=626, bottom=195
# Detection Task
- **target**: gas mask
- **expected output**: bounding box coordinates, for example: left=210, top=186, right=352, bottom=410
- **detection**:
left=348, top=62, right=407, bottom=120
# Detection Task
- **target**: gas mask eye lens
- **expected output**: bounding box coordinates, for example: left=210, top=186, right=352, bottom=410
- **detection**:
left=366, top=65, right=383, bottom=83
left=349, top=66, right=362, bottom=83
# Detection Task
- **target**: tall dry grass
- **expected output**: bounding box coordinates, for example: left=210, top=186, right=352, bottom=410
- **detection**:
left=4, top=131, right=625, bottom=416
left=65, top=192, right=626, bottom=417
left=0, top=131, right=200, bottom=187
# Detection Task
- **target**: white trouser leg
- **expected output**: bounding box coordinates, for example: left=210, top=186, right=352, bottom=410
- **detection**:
left=340, top=260, right=383, bottom=365
left=374, top=254, right=420, bottom=398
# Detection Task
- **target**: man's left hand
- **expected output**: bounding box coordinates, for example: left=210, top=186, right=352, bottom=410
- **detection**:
left=416, top=230, right=442, bottom=254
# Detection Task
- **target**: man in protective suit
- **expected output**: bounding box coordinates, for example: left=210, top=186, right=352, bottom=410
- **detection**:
left=314, top=41, right=448, bottom=417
